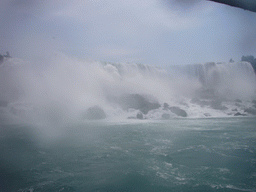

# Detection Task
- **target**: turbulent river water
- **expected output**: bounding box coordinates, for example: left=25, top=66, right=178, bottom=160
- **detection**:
left=1, top=117, right=256, bottom=192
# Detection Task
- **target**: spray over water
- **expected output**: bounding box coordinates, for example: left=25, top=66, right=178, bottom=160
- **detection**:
left=0, top=53, right=256, bottom=132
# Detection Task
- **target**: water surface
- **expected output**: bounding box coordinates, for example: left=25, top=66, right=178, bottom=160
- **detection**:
left=1, top=117, right=256, bottom=191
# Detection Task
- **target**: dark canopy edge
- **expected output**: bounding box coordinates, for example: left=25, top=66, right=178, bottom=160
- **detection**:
left=208, top=0, right=256, bottom=12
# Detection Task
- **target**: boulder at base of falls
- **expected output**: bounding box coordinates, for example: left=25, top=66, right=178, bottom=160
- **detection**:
left=163, top=103, right=187, bottom=117
left=244, top=107, right=256, bottom=115
left=83, top=106, right=106, bottom=120
left=169, top=106, right=187, bottom=117
left=163, top=103, right=170, bottom=110
left=118, top=94, right=161, bottom=114
left=204, top=113, right=211, bottom=117
left=234, top=112, right=247, bottom=116
left=136, top=112, right=143, bottom=119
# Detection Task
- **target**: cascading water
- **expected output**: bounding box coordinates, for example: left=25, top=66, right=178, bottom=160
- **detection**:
left=171, top=61, right=256, bottom=100
left=0, top=54, right=256, bottom=127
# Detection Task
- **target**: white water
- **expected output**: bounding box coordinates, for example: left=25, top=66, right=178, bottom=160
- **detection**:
left=0, top=53, right=256, bottom=127
left=171, top=62, right=256, bottom=100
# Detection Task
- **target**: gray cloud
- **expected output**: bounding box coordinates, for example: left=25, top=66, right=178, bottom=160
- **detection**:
left=0, top=0, right=254, bottom=65
left=0, top=0, right=67, bottom=59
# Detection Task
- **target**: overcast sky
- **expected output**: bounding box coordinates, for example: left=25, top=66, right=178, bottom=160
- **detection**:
left=0, top=0, right=256, bottom=65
